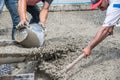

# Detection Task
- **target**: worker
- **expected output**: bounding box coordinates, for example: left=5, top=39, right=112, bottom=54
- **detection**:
left=82, top=0, right=120, bottom=56
left=17, top=0, right=53, bottom=31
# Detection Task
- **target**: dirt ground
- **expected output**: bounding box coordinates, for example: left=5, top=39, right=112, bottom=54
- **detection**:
left=0, top=10, right=120, bottom=80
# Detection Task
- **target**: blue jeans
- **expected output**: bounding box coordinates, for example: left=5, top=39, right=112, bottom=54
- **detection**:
left=5, top=0, right=20, bottom=40
left=0, top=0, right=4, bottom=13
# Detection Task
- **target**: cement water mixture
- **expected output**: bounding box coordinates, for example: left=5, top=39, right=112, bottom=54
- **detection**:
left=0, top=10, right=120, bottom=80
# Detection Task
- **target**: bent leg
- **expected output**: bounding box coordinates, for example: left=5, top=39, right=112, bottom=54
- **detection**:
left=27, top=5, right=40, bottom=24
left=5, top=0, right=20, bottom=40
left=0, top=0, right=4, bottom=13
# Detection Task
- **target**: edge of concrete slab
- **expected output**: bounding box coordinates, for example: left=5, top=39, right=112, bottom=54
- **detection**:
left=3, top=4, right=91, bottom=12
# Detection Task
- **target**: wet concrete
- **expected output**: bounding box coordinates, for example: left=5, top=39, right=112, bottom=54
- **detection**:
left=0, top=10, right=120, bottom=80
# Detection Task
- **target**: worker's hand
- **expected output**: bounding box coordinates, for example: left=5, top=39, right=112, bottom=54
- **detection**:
left=82, top=47, right=91, bottom=57
left=16, top=20, right=29, bottom=30
left=108, top=26, right=114, bottom=36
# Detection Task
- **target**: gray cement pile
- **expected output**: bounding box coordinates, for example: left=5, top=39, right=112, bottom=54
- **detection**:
left=0, top=10, right=120, bottom=80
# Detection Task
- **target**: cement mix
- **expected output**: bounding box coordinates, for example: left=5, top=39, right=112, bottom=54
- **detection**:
left=0, top=10, right=120, bottom=80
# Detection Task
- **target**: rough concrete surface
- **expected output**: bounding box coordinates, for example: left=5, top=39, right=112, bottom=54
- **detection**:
left=0, top=10, right=120, bottom=80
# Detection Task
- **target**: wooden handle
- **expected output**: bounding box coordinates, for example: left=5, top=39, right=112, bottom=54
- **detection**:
left=63, top=54, right=85, bottom=73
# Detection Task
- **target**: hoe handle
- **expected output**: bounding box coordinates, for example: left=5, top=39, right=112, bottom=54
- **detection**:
left=65, top=54, right=85, bottom=72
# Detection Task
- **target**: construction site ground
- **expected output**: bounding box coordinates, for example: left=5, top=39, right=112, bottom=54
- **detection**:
left=0, top=10, right=120, bottom=80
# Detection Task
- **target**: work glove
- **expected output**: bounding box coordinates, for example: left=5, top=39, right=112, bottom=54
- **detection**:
left=16, top=20, right=29, bottom=30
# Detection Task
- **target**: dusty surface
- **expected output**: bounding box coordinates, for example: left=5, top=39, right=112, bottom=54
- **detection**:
left=0, top=10, right=120, bottom=80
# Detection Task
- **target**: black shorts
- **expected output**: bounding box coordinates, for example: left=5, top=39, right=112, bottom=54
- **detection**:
left=43, top=0, right=53, bottom=4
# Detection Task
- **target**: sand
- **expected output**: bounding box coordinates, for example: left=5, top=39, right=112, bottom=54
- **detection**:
left=0, top=10, right=120, bottom=80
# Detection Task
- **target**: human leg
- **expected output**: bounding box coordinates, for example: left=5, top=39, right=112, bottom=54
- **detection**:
left=0, top=0, right=4, bottom=13
left=5, top=0, right=20, bottom=40
left=27, top=5, right=40, bottom=24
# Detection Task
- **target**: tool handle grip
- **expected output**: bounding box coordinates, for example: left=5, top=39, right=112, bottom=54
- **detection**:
left=65, top=54, right=85, bottom=72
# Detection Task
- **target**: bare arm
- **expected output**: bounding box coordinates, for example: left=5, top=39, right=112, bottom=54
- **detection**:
left=40, top=1, right=51, bottom=28
left=18, top=0, right=27, bottom=22
left=82, top=26, right=114, bottom=56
